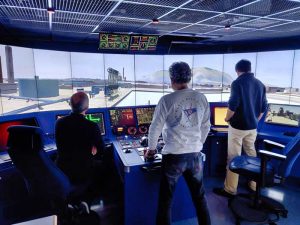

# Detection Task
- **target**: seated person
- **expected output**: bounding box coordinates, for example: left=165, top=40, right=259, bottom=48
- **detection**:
left=55, top=92, right=104, bottom=192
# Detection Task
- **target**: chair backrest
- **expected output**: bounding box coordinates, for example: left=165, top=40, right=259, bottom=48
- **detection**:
left=279, top=131, right=300, bottom=178
left=7, top=125, right=71, bottom=200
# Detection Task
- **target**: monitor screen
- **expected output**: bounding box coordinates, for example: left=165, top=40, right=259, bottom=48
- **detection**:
left=56, top=113, right=106, bottom=135
left=99, top=33, right=130, bottom=50
left=265, top=104, right=300, bottom=127
left=136, top=107, right=155, bottom=125
left=109, top=108, right=136, bottom=127
left=0, top=118, right=38, bottom=151
left=129, top=35, right=158, bottom=51
left=85, top=113, right=106, bottom=135
left=213, top=107, right=228, bottom=126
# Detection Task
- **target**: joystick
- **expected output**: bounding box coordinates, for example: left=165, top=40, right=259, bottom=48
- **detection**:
left=124, top=149, right=132, bottom=153
left=140, top=136, right=148, bottom=147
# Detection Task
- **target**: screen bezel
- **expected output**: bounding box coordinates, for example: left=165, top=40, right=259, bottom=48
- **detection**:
left=264, top=103, right=300, bottom=127
left=213, top=106, right=228, bottom=127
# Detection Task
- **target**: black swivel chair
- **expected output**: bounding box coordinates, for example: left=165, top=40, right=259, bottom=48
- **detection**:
left=228, top=131, right=300, bottom=225
left=6, top=126, right=73, bottom=221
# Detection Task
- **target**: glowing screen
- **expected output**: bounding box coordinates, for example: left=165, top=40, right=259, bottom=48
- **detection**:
left=136, top=107, right=155, bottom=125
left=109, top=108, right=136, bottom=127
left=56, top=113, right=105, bottom=135
left=214, top=107, right=228, bottom=126
left=0, top=118, right=38, bottom=151
left=265, top=104, right=300, bottom=127
left=99, top=33, right=130, bottom=50
left=129, top=36, right=158, bottom=51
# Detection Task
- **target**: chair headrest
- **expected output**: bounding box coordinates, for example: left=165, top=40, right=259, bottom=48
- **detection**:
left=7, top=125, right=44, bottom=154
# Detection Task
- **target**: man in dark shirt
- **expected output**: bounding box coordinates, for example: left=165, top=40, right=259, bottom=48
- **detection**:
left=55, top=92, right=104, bottom=186
left=214, top=59, right=267, bottom=198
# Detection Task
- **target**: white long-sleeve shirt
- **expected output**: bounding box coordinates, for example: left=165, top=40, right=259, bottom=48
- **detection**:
left=148, top=88, right=211, bottom=155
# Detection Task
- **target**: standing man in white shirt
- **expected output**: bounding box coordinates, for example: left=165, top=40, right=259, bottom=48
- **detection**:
left=145, top=62, right=211, bottom=225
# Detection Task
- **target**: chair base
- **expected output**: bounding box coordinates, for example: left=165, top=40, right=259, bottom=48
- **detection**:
left=260, top=196, right=288, bottom=218
left=229, top=194, right=284, bottom=225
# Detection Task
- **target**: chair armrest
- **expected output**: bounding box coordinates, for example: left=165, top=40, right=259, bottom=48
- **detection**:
left=259, top=150, right=287, bottom=161
left=263, top=139, right=285, bottom=149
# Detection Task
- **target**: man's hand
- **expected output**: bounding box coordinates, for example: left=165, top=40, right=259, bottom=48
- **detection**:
left=144, top=148, right=156, bottom=160
left=92, top=146, right=97, bottom=156
left=225, top=109, right=235, bottom=123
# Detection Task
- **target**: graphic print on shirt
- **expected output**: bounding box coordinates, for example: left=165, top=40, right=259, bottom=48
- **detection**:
left=174, top=97, right=201, bottom=128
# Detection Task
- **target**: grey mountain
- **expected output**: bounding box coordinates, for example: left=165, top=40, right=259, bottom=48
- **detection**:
left=137, top=67, right=234, bottom=85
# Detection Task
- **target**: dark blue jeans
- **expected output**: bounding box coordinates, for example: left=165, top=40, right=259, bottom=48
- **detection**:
left=156, top=152, right=211, bottom=225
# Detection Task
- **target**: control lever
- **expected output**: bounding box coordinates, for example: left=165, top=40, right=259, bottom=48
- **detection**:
left=140, top=135, right=148, bottom=147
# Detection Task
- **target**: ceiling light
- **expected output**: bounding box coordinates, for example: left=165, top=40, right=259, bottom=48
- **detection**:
left=152, top=18, right=159, bottom=24
left=225, top=24, right=231, bottom=30
left=47, top=8, right=55, bottom=14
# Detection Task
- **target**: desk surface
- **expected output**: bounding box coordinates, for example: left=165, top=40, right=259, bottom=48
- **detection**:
left=12, top=215, right=57, bottom=225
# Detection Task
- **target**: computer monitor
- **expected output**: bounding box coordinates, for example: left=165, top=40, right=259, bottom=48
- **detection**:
left=109, top=108, right=136, bottom=127
left=135, top=107, right=155, bottom=125
left=0, top=118, right=38, bottom=152
left=85, top=113, right=106, bottom=135
left=56, top=113, right=106, bottom=135
left=213, top=107, right=228, bottom=126
left=265, top=104, right=300, bottom=127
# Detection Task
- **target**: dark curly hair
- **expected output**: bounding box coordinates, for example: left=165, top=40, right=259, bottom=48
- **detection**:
left=169, top=61, right=192, bottom=84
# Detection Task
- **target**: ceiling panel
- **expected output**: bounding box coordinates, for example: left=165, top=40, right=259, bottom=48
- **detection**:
left=124, top=0, right=191, bottom=7
left=202, top=14, right=254, bottom=26
left=0, top=0, right=47, bottom=9
left=111, top=2, right=173, bottom=20
left=97, top=17, right=149, bottom=33
left=237, top=18, right=286, bottom=29
left=160, top=9, right=219, bottom=23
left=52, top=22, right=94, bottom=33
left=0, top=6, right=48, bottom=21
left=177, top=24, right=221, bottom=34
left=208, top=27, right=251, bottom=36
left=269, top=7, right=300, bottom=21
left=53, top=0, right=116, bottom=15
left=183, top=0, right=257, bottom=12
left=53, top=11, right=103, bottom=26
left=231, top=0, right=300, bottom=17
left=266, top=22, right=300, bottom=32
left=144, top=21, right=188, bottom=32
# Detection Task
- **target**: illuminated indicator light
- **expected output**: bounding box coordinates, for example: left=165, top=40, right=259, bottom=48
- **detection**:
left=152, top=18, right=159, bottom=24
left=47, top=8, right=55, bottom=14
left=225, top=24, right=231, bottom=30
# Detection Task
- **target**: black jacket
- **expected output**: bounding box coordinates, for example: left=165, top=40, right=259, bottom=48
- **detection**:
left=55, top=113, right=104, bottom=184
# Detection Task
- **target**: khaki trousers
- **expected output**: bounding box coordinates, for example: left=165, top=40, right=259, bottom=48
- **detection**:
left=224, top=125, right=257, bottom=194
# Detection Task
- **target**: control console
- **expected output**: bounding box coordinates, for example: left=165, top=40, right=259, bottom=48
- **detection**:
left=117, top=135, right=164, bottom=162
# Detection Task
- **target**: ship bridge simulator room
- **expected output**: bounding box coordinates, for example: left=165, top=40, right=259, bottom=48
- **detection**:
left=1, top=0, right=300, bottom=225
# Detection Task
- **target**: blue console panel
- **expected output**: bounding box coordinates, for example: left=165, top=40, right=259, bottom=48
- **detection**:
left=0, top=102, right=300, bottom=225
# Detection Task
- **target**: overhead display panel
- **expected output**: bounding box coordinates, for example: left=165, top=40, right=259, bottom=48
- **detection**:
left=129, top=35, right=158, bottom=51
left=99, top=33, right=130, bottom=50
